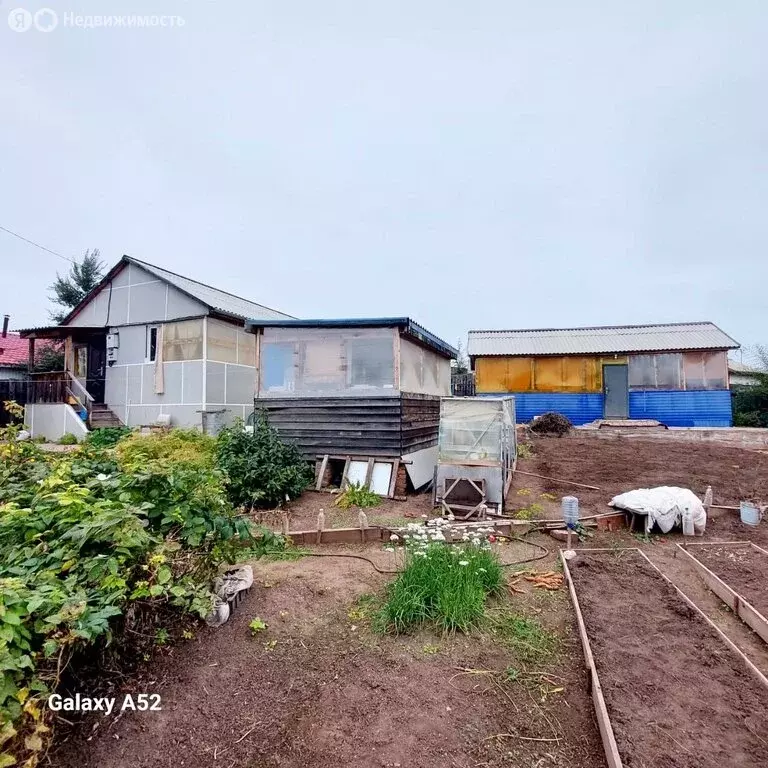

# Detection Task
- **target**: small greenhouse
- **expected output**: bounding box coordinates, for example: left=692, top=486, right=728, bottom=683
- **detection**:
left=435, top=397, right=517, bottom=516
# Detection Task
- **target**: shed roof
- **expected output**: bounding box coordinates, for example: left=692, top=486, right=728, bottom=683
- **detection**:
left=61, top=255, right=293, bottom=326
left=467, top=322, right=740, bottom=357
left=247, top=317, right=458, bottom=359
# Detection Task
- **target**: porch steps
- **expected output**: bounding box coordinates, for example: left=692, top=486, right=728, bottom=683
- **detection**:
left=89, top=404, right=123, bottom=429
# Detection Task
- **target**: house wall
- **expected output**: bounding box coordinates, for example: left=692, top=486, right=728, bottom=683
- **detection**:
left=66, top=262, right=206, bottom=327
left=0, top=367, right=27, bottom=381
left=475, top=350, right=732, bottom=426
left=399, top=336, right=451, bottom=397
left=25, top=403, right=89, bottom=442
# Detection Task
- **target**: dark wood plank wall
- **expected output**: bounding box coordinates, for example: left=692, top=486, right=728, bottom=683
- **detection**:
left=255, top=394, right=441, bottom=458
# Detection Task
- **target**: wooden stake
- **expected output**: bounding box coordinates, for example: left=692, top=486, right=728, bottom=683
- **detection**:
left=281, top=512, right=290, bottom=536
left=515, top=470, right=601, bottom=491
left=316, top=511, right=325, bottom=545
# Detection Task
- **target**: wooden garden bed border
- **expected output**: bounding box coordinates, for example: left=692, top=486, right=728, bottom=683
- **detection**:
left=561, top=547, right=768, bottom=768
left=676, top=540, right=768, bottom=646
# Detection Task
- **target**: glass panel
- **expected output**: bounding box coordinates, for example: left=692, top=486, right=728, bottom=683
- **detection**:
left=261, top=343, right=295, bottom=391
left=163, top=319, right=204, bottom=362
left=347, top=338, right=393, bottom=387
left=438, top=398, right=513, bottom=463
left=654, top=353, right=682, bottom=389
left=629, top=355, right=658, bottom=389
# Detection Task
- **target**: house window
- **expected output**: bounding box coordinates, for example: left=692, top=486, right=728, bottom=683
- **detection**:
left=146, top=326, right=159, bottom=362
left=262, top=343, right=295, bottom=391
left=162, top=319, right=204, bottom=362
left=74, top=345, right=88, bottom=378
left=347, top=337, right=394, bottom=388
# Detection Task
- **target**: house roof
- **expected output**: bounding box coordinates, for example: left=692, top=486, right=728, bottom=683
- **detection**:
left=467, top=322, right=740, bottom=357
left=0, top=332, right=29, bottom=367
left=728, top=359, right=762, bottom=374
left=62, top=255, right=293, bottom=325
left=246, top=317, right=458, bottom=359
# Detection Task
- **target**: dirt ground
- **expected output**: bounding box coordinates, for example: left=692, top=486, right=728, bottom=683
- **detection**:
left=50, top=434, right=768, bottom=768
left=53, top=543, right=604, bottom=768
left=569, top=551, right=768, bottom=768
left=692, top=543, right=768, bottom=619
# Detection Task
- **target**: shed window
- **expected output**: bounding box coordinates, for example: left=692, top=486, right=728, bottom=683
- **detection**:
left=683, top=351, right=728, bottom=390
left=629, top=354, right=682, bottom=390
left=146, top=326, right=159, bottom=362
left=347, top=338, right=394, bottom=388
left=262, top=343, right=295, bottom=391
left=74, top=345, right=88, bottom=378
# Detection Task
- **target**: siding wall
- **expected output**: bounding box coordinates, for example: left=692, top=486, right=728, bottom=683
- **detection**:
left=255, top=393, right=441, bottom=458
left=628, top=390, right=733, bottom=427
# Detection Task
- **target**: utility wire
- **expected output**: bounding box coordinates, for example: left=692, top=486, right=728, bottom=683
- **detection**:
left=0, top=224, right=75, bottom=264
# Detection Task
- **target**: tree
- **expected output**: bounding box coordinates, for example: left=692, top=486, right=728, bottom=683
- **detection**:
left=453, top=338, right=470, bottom=375
left=49, top=249, right=105, bottom=323
left=732, top=345, right=768, bottom=428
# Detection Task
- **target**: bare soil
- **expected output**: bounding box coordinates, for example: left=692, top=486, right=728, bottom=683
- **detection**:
left=568, top=550, right=768, bottom=768
left=691, top=543, right=768, bottom=619
left=52, top=548, right=605, bottom=768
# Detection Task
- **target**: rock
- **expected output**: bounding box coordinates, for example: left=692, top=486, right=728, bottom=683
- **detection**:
left=549, top=529, right=571, bottom=542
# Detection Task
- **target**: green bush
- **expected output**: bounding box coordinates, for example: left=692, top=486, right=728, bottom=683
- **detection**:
left=85, top=426, right=133, bottom=448
left=216, top=415, right=312, bottom=509
left=57, top=432, right=79, bottom=445
left=0, top=426, right=279, bottom=766
left=381, top=541, right=503, bottom=634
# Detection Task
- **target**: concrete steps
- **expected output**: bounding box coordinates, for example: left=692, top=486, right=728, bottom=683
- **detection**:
left=89, top=404, right=123, bottom=429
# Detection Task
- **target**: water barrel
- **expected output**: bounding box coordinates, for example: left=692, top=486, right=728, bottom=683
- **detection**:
left=740, top=501, right=761, bottom=526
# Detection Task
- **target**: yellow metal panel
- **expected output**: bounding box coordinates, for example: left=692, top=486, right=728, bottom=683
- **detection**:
left=533, top=358, right=564, bottom=391
left=506, top=358, right=533, bottom=391
left=475, top=358, right=509, bottom=392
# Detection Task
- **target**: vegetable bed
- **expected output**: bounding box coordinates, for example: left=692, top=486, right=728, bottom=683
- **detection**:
left=566, top=550, right=768, bottom=768
left=685, top=542, right=768, bottom=621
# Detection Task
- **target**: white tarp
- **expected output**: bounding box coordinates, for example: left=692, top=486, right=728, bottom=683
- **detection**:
left=609, top=486, right=706, bottom=535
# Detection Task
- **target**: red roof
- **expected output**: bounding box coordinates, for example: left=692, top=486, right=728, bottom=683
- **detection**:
left=0, top=332, right=31, bottom=367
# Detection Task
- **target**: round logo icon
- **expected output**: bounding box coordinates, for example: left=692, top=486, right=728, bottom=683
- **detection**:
left=34, top=8, right=58, bottom=32
left=8, top=8, right=33, bottom=32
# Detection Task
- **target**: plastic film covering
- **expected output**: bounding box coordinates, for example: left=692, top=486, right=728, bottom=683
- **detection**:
left=207, top=318, right=256, bottom=367
left=629, top=353, right=683, bottom=390
left=438, top=397, right=515, bottom=464
left=399, top=336, right=451, bottom=396
left=163, top=319, right=203, bottom=362
left=682, top=350, right=728, bottom=390
left=258, top=326, right=396, bottom=396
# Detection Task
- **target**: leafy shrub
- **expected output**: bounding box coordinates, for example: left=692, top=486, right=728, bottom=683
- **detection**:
left=0, top=427, right=275, bottom=765
left=516, top=442, right=534, bottom=459
left=57, top=432, right=79, bottom=445
left=216, top=415, right=312, bottom=509
left=85, top=426, right=133, bottom=448
left=530, top=412, right=572, bottom=436
left=334, top=481, right=381, bottom=509
left=381, top=542, right=503, bottom=634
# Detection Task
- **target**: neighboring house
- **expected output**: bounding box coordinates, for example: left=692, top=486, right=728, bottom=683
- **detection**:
left=0, top=320, right=30, bottom=381
left=20, top=255, right=292, bottom=440
left=728, top=358, right=763, bottom=387
left=247, top=318, right=457, bottom=489
left=468, top=322, right=740, bottom=427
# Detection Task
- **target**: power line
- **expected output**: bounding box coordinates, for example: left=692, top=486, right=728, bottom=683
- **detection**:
left=0, top=224, right=75, bottom=264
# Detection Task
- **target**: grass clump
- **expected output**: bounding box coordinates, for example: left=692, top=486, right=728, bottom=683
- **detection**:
left=334, top=481, right=381, bottom=509
left=381, top=543, right=503, bottom=634
left=486, top=610, right=557, bottom=664
left=57, top=432, right=79, bottom=445
left=516, top=442, right=534, bottom=459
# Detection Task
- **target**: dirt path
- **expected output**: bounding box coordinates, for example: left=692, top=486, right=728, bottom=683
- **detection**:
left=53, top=549, right=604, bottom=768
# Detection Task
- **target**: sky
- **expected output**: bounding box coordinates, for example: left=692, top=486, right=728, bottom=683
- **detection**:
left=1, top=1, right=766, bottom=357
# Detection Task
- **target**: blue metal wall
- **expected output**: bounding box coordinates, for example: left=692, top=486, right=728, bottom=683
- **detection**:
left=481, top=393, right=604, bottom=425
left=629, top=390, right=732, bottom=427
left=480, top=390, right=732, bottom=427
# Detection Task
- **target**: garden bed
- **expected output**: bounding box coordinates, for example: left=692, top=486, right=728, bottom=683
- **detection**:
left=565, top=549, right=768, bottom=768
left=678, top=541, right=768, bottom=643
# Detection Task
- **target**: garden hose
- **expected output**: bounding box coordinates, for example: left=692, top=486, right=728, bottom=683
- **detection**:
left=263, top=533, right=550, bottom=575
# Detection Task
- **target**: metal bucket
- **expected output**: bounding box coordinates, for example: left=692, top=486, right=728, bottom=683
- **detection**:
left=740, top=501, right=762, bottom=526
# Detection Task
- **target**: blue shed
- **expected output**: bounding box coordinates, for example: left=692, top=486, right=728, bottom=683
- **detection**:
left=468, top=322, right=740, bottom=427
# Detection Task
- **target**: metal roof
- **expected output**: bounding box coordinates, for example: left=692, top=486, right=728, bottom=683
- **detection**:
left=467, top=322, right=740, bottom=357
left=247, top=317, right=458, bottom=359
left=126, top=257, right=293, bottom=322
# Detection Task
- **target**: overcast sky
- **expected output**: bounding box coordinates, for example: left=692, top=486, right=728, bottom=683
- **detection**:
left=2, top=1, right=766, bottom=355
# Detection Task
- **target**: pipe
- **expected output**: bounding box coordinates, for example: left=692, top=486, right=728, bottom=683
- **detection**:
left=2, top=315, right=8, bottom=338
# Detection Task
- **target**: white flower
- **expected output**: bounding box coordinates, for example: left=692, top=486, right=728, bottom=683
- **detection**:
left=458, top=560, right=469, bottom=566
left=478, top=568, right=487, bottom=573
left=390, top=534, right=399, bottom=542
left=384, top=546, right=395, bottom=553
left=97, top=473, right=109, bottom=481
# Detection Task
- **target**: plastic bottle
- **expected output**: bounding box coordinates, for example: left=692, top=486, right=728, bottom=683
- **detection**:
left=562, top=496, right=579, bottom=530
left=682, top=507, right=695, bottom=536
